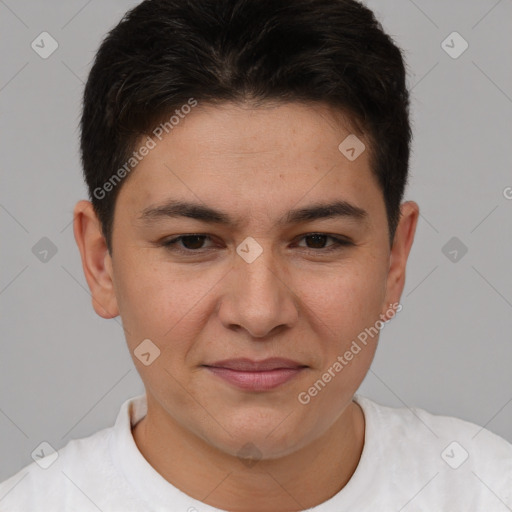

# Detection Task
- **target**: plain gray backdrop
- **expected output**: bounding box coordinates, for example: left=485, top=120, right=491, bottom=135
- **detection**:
left=1, top=0, right=511, bottom=481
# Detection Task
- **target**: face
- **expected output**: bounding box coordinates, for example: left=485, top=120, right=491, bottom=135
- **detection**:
left=74, top=101, right=418, bottom=461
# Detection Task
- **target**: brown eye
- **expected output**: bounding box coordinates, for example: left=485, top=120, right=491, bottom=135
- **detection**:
left=178, top=235, right=208, bottom=250
left=162, top=234, right=214, bottom=252
left=297, top=233, right=352, bottom=251
left=304, top=234, right=329, bottom=249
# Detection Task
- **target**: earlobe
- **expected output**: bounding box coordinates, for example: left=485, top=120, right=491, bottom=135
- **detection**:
left=382, top=201, right=419, bottom=316
left=73, top=200, right=119, bottom=319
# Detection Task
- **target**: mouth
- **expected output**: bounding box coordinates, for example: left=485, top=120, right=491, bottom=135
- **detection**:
left=202, top=358, right=308, bottom=392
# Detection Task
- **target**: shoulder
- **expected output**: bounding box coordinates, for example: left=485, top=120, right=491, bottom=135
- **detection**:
left=0, top=426, right=128, bottom=512
left=354, top=395, right=512, bottom=508
left=358, top=395, right=512, bottom=455
left=355, top=395, right=512, bottom=442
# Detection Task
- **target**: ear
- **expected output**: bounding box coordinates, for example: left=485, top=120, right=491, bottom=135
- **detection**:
left=73, top=200, right=119, bottom=319
left=381, top=201, right=419, bottom=319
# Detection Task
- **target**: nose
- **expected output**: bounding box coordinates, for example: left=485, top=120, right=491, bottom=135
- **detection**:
left=217, top=245, right=299, bottom=339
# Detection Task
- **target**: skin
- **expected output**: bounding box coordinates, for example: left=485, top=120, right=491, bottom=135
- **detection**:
left=73, top=101, right=419, bottom=512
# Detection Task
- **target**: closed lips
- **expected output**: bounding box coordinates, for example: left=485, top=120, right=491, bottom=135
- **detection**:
left=203, top=358, right=307, bottom=371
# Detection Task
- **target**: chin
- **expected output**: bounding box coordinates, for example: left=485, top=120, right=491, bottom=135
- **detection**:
left=200, top=416, right=315, bottom=462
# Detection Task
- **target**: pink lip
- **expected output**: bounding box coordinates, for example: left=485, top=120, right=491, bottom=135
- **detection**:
left=203, top=358, right=307, bottom=391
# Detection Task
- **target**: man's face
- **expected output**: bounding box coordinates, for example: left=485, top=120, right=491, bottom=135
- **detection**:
left=77, top=101, right=416, bottom=460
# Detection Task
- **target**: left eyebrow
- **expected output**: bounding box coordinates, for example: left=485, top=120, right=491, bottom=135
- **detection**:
left=137, top=199, right=369, bottom=228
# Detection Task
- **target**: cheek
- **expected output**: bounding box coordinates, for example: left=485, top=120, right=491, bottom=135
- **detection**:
left=293, top=262, right=385, bottom=415
left=111, top=254, right=172, bottom=342
left=113, top=254, right=216, bottom=353
left=298, top=257, right=387, bottom=339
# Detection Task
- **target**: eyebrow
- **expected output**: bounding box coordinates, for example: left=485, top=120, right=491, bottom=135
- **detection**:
left=137, top=199, right=368, bottom=228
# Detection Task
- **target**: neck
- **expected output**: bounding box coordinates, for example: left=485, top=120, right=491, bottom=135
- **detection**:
left=132, top=399, right=365, bottom=511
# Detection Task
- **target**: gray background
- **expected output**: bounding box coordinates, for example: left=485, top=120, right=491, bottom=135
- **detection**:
left=1, top=0, right=511, bottom=482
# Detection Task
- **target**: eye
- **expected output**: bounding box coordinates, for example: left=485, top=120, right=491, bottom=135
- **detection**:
left=295, top=233, right=353, bottom=252
left=162, top=234, right=214, bottom=252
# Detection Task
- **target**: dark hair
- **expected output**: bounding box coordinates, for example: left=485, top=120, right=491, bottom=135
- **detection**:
left=80, top=0, right=411, bottom=255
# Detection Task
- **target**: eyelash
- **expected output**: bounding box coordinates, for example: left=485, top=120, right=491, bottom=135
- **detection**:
left=160, top=233, right=353, bottom=255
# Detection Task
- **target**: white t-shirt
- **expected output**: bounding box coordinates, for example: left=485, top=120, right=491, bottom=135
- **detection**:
left=1, top=393, right=511, bottom=511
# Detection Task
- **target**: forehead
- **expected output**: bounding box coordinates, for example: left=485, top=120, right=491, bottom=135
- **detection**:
left=162, top=100, right=367, bottom=156
left=115, top=101, right=382, bottom=227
